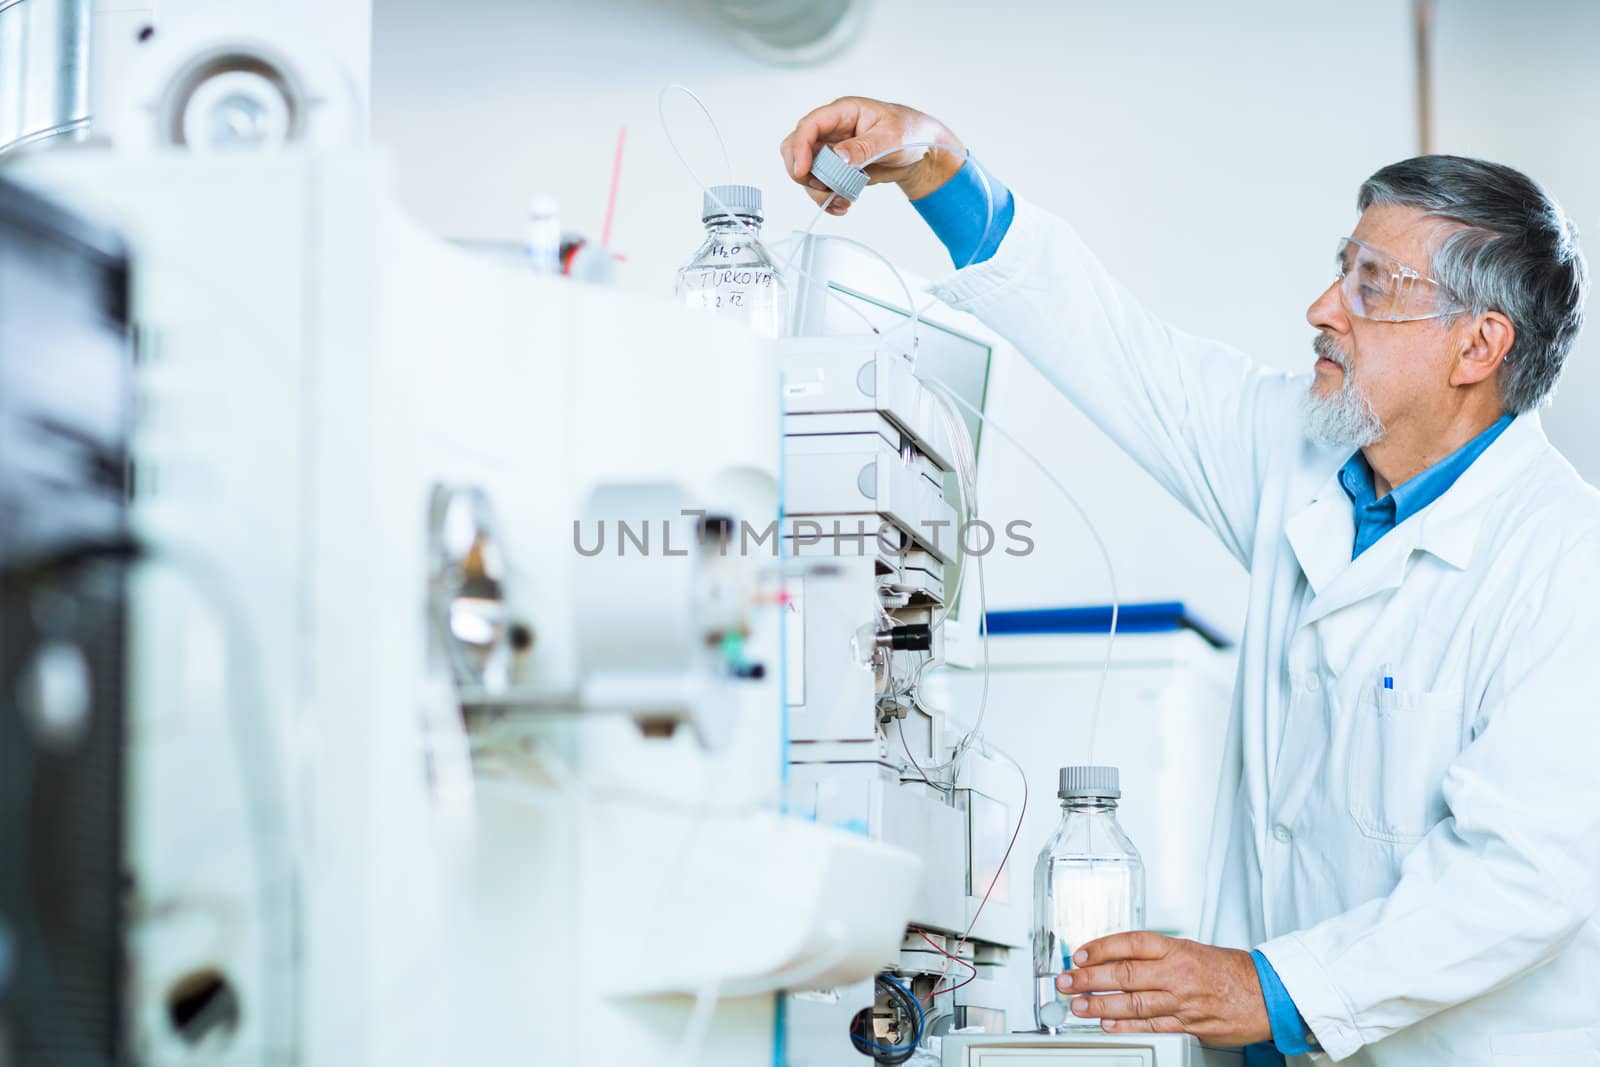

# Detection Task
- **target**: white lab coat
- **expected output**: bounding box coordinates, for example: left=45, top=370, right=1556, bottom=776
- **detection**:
left=930, top=199, right=1600, bottom=1065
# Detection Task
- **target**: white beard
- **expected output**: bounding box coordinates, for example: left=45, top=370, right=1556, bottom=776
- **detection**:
left=1303, top=337, right=1385, bottom=450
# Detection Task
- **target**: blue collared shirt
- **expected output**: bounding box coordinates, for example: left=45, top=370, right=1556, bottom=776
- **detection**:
left=1340, top=414, right=1514, bottom=559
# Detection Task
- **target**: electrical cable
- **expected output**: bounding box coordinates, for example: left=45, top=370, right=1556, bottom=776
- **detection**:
left=913, top=928, right=979, bottom=1002
left=911, top=736, right=1026, bottom=1012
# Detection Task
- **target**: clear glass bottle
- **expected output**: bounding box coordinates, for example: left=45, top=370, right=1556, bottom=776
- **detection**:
left=674, top=184, right=788, bottom=339
left=1033, top=765, right=1146, bottom=1032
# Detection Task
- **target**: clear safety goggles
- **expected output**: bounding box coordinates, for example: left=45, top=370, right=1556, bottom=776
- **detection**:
left=1335, top=236, right=1464, bottom=323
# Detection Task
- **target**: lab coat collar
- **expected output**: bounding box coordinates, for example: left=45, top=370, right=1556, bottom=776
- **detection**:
left=1410, top=411, right=1549, bottom=569
left=1284, top=465, right=1356, bottom=596
left=1285, top=412, right=1549, bottom=615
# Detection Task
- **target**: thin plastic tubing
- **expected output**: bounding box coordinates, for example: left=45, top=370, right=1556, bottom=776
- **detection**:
left=668, top=979, right=722, bottom=1067
left=657, top=88, right=996, bottom=350
left=800, top=232, right=917, bottom=340
left=660, top=84, right=878, bottom=335
left=658, top=82, right=1116, bottom=781
left=851, top=140, right=994, bottom=355
left=922, top=378, right=1121, bottom=763
left=659, top=83, right=733, bottom=189
left=794, top=142, right=997, bottom=356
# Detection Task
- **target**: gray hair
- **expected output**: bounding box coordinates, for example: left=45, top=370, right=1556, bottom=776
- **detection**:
left=1357, top=155, right=1588, bottom=414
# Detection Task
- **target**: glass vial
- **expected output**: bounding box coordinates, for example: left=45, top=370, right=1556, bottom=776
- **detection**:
left=674, top=184, right=788, bottom=339
left=1033, top=765, right=1146, bottom=1032
left=527, top=195, right=562, bottom=275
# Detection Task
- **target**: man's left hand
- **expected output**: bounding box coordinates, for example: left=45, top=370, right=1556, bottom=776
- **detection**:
left=1054, top=931, right=1273, bottom=1046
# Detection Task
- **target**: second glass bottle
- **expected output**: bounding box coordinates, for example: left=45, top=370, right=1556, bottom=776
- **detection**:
left=1032, top=765, right=1146, bottom=1032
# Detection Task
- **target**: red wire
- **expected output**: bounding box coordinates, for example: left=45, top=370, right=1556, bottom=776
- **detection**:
left=958, top=752, right=1028, bottom=943
left=914, top=928, right=978, bottom=1003
left=912, top=748, right=1029, bottom=1007
left=601, top=126, right=626, bottom=249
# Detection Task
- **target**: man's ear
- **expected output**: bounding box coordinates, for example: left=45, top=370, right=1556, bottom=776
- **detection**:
left=1451, top=310, right=1515, bottom=387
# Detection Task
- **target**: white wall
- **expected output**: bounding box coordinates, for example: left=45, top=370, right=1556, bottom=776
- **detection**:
left=370, top=0, right=1418, bottom=637
left=1433, top=0, right=1600, bottom=481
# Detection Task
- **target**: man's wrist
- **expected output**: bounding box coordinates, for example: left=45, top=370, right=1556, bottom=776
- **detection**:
left=1250, top=949, right=1319, bottom=1056
left=899, top=134, right=968, bottom=201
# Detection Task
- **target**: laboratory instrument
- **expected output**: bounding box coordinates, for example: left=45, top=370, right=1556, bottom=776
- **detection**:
left=1034, top=765, right=1146, bottom=1032
left=0, top=173, right=133, bottom=1067
left=10, top=146, right=921, bottom=1067
left=943, top=1032, right=1243, bottom=1066
left=1, top=55, right=1167, bottom=1064
left=0, top=0, right=92, bottom=156
left=778, top=231, right=1028, bottom=1063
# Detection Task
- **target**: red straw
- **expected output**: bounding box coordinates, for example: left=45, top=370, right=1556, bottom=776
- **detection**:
left=602, top=126, right=626, bottom=249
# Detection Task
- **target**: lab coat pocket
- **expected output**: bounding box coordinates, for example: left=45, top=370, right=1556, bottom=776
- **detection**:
left=1346, top=687, right=1463, bottom=843
left=1489, top=1027, right=1600, bottom=1066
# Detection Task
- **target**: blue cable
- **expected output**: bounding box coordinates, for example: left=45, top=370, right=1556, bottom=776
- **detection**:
left=879, top=974, right=925, bottom=1038
left=851, top=1033, right=918, bottom=1055
left=850, top=973, right=924, bottom=1055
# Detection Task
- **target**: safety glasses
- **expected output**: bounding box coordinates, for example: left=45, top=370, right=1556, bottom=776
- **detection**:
left=1335, top=236, right=1464, bottom=323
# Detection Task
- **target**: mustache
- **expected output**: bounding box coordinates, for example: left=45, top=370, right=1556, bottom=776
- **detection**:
left=1313, top=333, right=1349, bottom=371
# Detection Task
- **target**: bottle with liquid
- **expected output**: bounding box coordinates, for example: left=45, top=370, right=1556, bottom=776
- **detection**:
left=527, top=194, right=562, bottom=275
left=675, top=184, right=788, bottom=338
left=1033, top=765, right=1146, bottom=1032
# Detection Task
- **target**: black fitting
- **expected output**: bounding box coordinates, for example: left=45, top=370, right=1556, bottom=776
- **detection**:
left=877, top=624, right=932, bottom=652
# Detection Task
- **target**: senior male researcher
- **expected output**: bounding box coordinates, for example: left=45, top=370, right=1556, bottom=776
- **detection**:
left=780, top=98, right=1600, bottom=1065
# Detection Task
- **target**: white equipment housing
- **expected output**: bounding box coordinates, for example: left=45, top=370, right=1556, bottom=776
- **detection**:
left=16, top=150, right=922, bottom=1067
left=777, top=236, right=1027, bottom=1064
left=944, top=1032, right=1244, bottom=1066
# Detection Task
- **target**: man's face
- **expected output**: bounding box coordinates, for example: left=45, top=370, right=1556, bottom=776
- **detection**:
left=1303, top=204, right=1461, bottom=449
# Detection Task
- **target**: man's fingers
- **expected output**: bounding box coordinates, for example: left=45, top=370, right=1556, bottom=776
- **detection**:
left=829, top=136, right=879, bottom=169
left=1075, top=931, right=1174, bottom=968
left=1070, top=990, right=1180, bottom=1021
left=1102, top=1017, right=1186, bottom=1035
left=1056, top=961, right=1163, bottom=995
left=799, top=188, right=850, bottom=216
left=785, top=100, right=863, bottom=181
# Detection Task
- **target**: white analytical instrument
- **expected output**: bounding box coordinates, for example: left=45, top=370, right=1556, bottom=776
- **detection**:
left=13, top=148, right=921, bottom=1067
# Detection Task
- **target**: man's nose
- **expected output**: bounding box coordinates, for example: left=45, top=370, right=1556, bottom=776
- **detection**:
left=1307, top=279, right=1348, bottom=333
